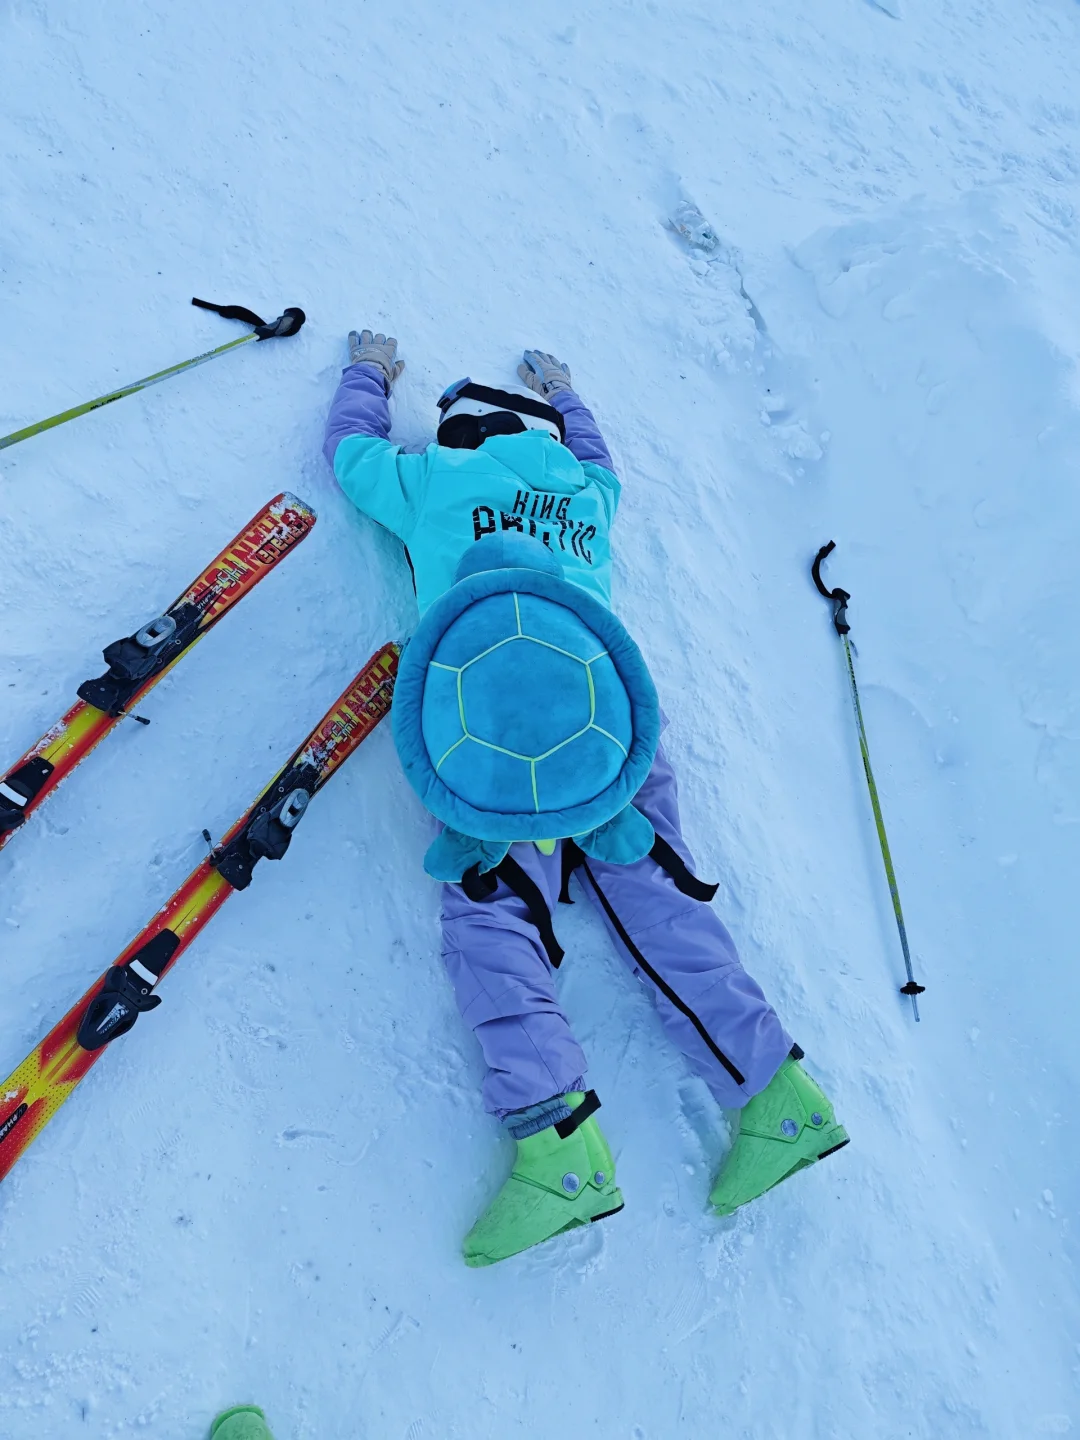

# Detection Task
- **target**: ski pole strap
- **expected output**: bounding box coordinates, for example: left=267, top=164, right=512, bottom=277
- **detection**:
left=812, top=541, right=851, bottom=635
left=191, top=297, right=307, bottom=340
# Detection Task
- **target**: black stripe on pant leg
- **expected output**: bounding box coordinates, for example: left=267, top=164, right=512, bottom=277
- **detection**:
left=581, top=862, right=746, bottom=1087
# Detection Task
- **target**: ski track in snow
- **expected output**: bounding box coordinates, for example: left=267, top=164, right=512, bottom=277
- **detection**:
left=2, top=0, right=1080, bottom=1436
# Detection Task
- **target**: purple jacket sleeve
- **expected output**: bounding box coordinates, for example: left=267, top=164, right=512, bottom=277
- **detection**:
left=323, top=363, right=391, bottom=469
left=549, top=389, right=615, bottom=473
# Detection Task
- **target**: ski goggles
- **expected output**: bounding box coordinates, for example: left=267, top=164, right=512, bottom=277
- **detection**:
left=437, top=376, right=472, bottom=413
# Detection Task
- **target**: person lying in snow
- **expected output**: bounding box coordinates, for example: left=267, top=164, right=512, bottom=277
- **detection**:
left=324, top=332, right=849, bottom=1267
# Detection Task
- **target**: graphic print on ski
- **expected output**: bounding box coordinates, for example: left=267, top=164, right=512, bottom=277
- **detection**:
left=0, top=493, right=316, bottom=851
left=0, top=642, right=399, bottom=1184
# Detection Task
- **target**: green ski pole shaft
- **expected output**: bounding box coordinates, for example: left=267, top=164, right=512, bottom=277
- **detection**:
left=0, top=334, right=255, bottom=451
left=812, top=541, right=926, bottom=1020
left=0, top=297, right=305, bottom=453
left=841, top=630, right=922, bottom=1020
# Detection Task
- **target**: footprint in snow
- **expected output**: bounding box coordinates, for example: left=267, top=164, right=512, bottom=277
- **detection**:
left=667, top=198, right=826, bottom=480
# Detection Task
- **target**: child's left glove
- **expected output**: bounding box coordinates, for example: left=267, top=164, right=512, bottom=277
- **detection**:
left=347, top=330, right=405, bottom=393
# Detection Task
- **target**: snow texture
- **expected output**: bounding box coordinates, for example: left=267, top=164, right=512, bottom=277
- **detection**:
left=2, top=1, right=1080, bottom=1436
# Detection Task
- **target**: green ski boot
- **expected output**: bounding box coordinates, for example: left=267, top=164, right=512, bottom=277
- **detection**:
left=464, top=1091, right=624, bottom=1268
left=210, top=1407, right=275, bottom=1440
left=709, top=1057, right=849, bottom=1217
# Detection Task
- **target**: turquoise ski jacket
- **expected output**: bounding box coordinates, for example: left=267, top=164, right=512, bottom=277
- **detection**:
left=323, top=363, right=621, bottom=614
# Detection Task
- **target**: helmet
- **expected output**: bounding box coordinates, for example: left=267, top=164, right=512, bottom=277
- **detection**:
left=436, top=378, right=565, bottom=449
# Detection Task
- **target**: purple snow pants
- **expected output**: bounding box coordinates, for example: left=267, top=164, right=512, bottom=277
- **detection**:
left=440, top=742, right=793, bottom=1117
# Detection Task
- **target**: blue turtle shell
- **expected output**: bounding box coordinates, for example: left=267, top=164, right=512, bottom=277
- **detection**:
left=392, top=538, right=659, bottom=843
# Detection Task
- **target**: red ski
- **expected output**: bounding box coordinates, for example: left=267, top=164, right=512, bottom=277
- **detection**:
left=0, top=492, right=317, bottom=852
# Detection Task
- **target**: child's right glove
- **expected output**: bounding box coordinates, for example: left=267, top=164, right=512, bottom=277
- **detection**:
left=517, top=349, right=573, bottom=398
left=348, top=329, right=405, bottom=393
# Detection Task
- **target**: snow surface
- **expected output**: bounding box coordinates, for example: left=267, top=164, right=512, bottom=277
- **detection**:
left=3, top=1, right=1080, bottom=1435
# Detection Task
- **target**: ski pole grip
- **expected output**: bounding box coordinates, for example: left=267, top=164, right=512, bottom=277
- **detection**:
left=812, top=541, right=851, bottom=636
left=830, top=589, right=851, bottom=635
left=255, top=307, right=306, bottom=340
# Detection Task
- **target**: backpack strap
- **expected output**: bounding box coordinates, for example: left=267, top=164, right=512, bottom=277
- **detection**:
left=460, top=865, right=499, bottom=903
left=559, top=839, right=586, bottom=904
left=461, top=835, right=716, bottom=969
left=559, top=833, right=717, bottom=903
left=461, top=858, right=565, bottom=968
left=648, top=835, right=718, bottom=902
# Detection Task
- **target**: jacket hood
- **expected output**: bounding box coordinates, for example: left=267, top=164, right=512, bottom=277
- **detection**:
left=476, top=429, right=581, bottom=491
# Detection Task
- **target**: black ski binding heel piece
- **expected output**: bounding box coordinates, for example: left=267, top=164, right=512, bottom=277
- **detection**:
left=0, top=758, right=54, bottom=832
left=77, top=931, right=178, bottom=1051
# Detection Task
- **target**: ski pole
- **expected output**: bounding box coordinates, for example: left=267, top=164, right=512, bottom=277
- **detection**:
left=0, top=298, right=306, bottom=452
left=812, top=541, right=926, bottom=1020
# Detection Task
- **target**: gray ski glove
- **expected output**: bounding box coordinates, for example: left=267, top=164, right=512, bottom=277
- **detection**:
left=348, top=330, right=405, bottom=392
left=517, top=349, right=573, bottom=398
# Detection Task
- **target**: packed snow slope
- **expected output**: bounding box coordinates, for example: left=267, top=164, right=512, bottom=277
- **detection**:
left=3, top=1, right=1080, bottom=1436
